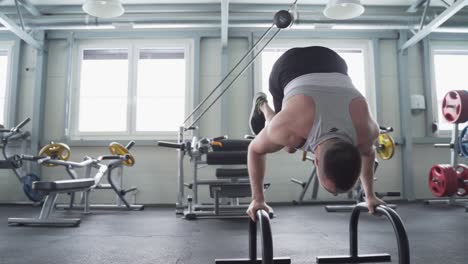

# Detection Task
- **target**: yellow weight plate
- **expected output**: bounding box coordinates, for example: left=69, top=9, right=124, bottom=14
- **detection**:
left=377, top=134, right=395, bottom=160
left=109, top=142, right=135, bottom=167
left=38, top=143, right=71, bottom=167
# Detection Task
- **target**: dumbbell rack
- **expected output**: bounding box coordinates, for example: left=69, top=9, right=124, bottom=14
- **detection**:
left=426, top=124, right=468, bottom=211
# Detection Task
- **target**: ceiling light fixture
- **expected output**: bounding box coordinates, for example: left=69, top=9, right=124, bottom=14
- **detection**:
left=323, top=0, right=365, bottom=20
left=82, top=0, right=125, bottom=19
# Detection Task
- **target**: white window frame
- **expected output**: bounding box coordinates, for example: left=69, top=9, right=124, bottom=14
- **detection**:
left=254, top=39, right=377, bottom=117
left=429, top=41, right=468, bottom=137
left=0, top=41, right=14, bottom=127
left=70, top=38, right=194, bottom=140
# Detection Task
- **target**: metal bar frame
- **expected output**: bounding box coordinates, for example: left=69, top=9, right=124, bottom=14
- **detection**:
left=317, top=203, right=410, bottom=264
left=215, top=209, right=291, bottom=264
left=407, top=0, right=429, bottom=13
left=397, top=31, right=415, bottom=200
left=0, top=12, right=43, bottom=50
left=16, top=0, right=42, bottom=16
left=400, top=0, right=468, bottom=50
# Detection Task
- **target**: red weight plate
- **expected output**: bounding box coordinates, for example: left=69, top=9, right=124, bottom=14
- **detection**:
left=428, top=164, right=458, bottom=197
left=442, top=90, right=468, bottom=123
left=455, top=164, right=468, bottom=197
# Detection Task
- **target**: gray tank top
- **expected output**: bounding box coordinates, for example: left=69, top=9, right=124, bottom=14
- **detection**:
left=282, top=73, right=364, bottom=153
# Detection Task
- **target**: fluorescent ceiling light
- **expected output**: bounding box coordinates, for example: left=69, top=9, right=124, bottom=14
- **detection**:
left=83, top=0, right=125, bottom=19
left=323, top=0, right=365, bottom=20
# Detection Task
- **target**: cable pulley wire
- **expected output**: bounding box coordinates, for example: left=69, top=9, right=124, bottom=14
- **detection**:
left=184, top=0, right=298, bottom=128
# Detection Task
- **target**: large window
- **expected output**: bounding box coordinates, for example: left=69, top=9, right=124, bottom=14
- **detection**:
left=0, top=49, right=9, bottom=125
left=72, top=40, right=191, bottom=140
left=261, top=48, right=367, bottom=105
left=432, top=49, right=468, bottom=132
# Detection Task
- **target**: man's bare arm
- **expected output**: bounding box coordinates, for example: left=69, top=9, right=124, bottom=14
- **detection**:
left=359, top=146, right=377, bottom=199
left=248, top=112, right=306, bottom=202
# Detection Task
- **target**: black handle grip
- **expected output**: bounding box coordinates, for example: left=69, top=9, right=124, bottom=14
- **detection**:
left=157, top=141, right=183, bottom=149
left=14, top=118, right=31, bottom=131
left=379, top=126, right=394, bottom=133
left=125, top=140, right=135, bottom=150
left=184, top=126, right=198, bottom=131
left=213, top=135, right=228, bottom=141
left=385, top=192, right=401, bottom=197
left=21, top=154, right=42, bottom=161
left=100, top=155, right=123, bottom=160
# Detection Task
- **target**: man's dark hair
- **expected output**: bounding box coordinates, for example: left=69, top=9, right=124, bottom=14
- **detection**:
left=323, top=140, right=362, bottom=193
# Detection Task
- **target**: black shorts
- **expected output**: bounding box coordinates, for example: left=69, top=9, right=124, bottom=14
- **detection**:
left=268, top=46, right=348, bottom=113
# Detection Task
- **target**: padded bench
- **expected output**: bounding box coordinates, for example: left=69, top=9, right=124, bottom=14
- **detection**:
left=211, top=139, right=251, bottom=151
left=206, top=151, right=247, bottom=165
left=33, top=179, right=95, bottom=192
left=8, top=178, right=96, bottom=227
left=215, top=168, right=249, bottom=178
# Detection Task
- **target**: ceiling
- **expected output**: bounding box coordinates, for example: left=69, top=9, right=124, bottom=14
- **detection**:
left=0, top=0, right=449, bottom=6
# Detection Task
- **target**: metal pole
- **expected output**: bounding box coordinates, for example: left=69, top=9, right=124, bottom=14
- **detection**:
left=176, top=126, right=185, bottom=211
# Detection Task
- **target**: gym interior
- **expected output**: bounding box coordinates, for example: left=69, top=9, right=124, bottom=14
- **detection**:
left=0, top=1, right=467, bottom=263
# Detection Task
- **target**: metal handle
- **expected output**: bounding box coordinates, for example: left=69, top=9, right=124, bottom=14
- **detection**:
left=213, top=135, right=228, bottom=141
left=12, top=117, right=31, bottom=131
left=249, top=209, right=274, bottom=264
left=379, top=126, right=394, bottom=133
left=434, top=143, right=453, bottom=148
left=157, top=141, right=184, bottom=149
left=125, top=140, right=135, bottom=150
left=100, top=155, right=125, bottom=160
left=351, top=203, right=410, bottom=264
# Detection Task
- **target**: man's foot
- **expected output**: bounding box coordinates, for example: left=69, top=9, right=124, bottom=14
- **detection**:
left=249, top=92, right=268, bottom=135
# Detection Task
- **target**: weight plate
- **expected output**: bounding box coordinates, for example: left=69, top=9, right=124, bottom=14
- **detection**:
left=377, top=133, right=395, bottom=160
left=460, top=126, right=468, bottom=158
left=455, top=164, right=468, bottom=197
left=428, top=164, right=458, bottom=197
left=21, top=173, right=44, bottom=202
left=38, top=143, right=71, bottom=167
left=109, top=142, right=135, bottom=167
left=442, top=90, right=468, bottom=123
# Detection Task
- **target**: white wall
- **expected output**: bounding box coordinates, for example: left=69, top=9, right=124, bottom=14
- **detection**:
left=0, top=34, right=466, bottom=204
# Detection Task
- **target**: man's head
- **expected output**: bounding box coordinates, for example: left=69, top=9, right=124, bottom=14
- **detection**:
left=314, top=139, right=362, bottom=195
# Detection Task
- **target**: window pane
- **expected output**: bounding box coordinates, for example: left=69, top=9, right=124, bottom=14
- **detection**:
left=261, top=48, right=367, bottom=107
left=78, top=49, right=128, bottom=132
left=136, top=48, right=185, bottom=132
left=433, top=51, right=468, bottom=131
left=0, top=51, right=8, bottom=125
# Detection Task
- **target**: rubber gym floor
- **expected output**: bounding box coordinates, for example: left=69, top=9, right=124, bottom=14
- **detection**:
left=0, top=203, right=466, bottom=264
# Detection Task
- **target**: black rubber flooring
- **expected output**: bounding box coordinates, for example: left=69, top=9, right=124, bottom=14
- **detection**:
left=0, top=203, right=467, bottom=264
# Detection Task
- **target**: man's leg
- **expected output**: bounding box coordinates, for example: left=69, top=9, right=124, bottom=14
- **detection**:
left=259, top=100, right=276, bottom=123
left=249, top=92, right=278, bottom=135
